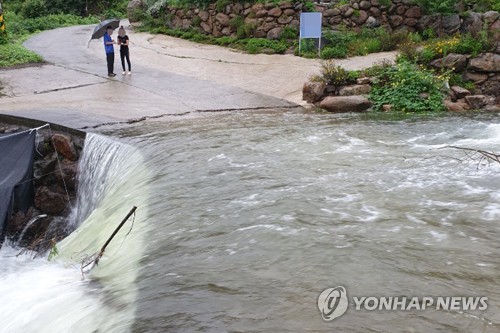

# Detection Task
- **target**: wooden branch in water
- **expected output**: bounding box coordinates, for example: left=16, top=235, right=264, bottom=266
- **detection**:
left=81, top=206, right=137, bottom=274
left=440, top=146, right=500, bottom=168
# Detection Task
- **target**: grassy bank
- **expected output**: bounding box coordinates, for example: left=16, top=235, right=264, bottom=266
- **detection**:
left=0, top=12, right=99, bottom=67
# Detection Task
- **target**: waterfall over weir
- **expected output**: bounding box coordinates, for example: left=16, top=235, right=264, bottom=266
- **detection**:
left=0, top=133, right=150, bottom=333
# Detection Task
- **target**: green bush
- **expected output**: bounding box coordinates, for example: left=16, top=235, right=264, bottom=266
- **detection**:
left=319, top=60, right=358, bottom=85
left=243, top=38, right=287, bottom=54
left=0, top=43, right=43, bottom=67
left=414, top=0, right=457, bottom=14
left=281, top=26, right=298, bottom=40
left=320, top=46, right=348, bottom=59
left=21, top=0, right=48, bottom=18
left=453, top=32, right=492, bottom=56
left=369, top=60, right=447, bottom=112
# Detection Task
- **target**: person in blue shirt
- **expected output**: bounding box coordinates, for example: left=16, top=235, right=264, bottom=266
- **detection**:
left=103, top=26, right=116, bottom=76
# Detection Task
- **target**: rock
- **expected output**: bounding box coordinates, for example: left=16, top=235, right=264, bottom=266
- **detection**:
left=215, top=13, right=230, bottom=26
left=264, top=2, right=275, bottom=9
left=221, top=27, right=231, bottom=36
left=468, top=53, right=500, bottom=72
left=320, top=96, right=372, bottom=112
left=352, top=10, right=369, bottom=24
left=52, top=134, right=77, bottom=161
left=302, top=82, right=326, bottom=103
left=395, top=5, right=405, bottom=15
left=445, top=100, right=471, bottom=112
left=481, top=74, right=500, bottom=96
left=278, top=15, right=293, bottom=24
left=267, top=27, right=283, bottom=39
left=369, top=7, right=381, bottom=17
left=451, top=86, right=471, bottom=99
left=283, top=8, right=296, bottom=16
left=338, top=84, right=372, bottom=96
left=35, top=186, right=68, bottom=215
left=371, top=0, right=380, bottom=6
left=366, top=16, right=380, bottom=27
left=417, top=14, right=441, bottom=33
left=127, top=0, right=145, bottom=23
left=490, top=19, right=500, bottom=42
left=460, top=12, right=483, bottom=37
left=201, top=22, right=211, bottom=34
left=465, top=72, right=489, bottom=84
left=429, top=53, right=468, bottom=72
left=405, top=6, right=421, bottom=19
left=360, top=0, right=371, bottom=9
left=280, top=1, right=294, bottom=9
left=344, top=8, right=354, bottom=17
left=465, top=95, right=487, bottom=109
left=352, top=3, right=360, bottom=10
left=289, top=19, right=300, bottom=29
left=404, top=18, right=418, bottom=27
left=382, top=104, right=392, bottom=112
left=268, top=7, right=282, bottom=17
left=389, top=15, right=404, bottom=27
left=357, top=77, right=371, bottom=84
left=442, top=14, right=460, bottom=35
left=483, top=11, right=499, bottom=24
left=233, top=3, right=244, bottom=14
left=198, top=10, right=209, bottom=22
left=256, top=9, right=268, bottom=18
left=323, top=8, right=341, bottom=17
left=262, top=22, right=276, bottom=32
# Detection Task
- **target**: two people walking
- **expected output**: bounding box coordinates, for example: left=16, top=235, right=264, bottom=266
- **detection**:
left=103, top=25, right=131, bottom=77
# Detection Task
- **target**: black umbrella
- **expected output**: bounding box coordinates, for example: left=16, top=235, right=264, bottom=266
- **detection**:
left=91, top=18, right=120, bottom=40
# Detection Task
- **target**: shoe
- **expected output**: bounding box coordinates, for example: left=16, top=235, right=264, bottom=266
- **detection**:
left=108, top=73, right=116, bottom=77
left=127, top=71, right=132, bottom=75
left=122, top=71, right=126, bottom=75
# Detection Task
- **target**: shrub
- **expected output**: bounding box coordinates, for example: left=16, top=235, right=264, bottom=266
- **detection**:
left=369, top=60, right=447, bottom=112
left=319, top=60, right=358, bottom=85
left=21, top=0, right=48, bottom=18
left=229, top=16, right=244, bottom=30
left=320, top=46, right=349, bottom=59
left=414, top=0, right=456, bottom=14
left=281, top=26, right=298, bottom=40
left=243, top=38, right=287, bottom=54
left=0, top=43, right=43, bottom=67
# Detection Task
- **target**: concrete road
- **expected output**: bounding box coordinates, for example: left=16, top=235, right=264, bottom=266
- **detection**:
left=0, top=21, right=395, bottom=129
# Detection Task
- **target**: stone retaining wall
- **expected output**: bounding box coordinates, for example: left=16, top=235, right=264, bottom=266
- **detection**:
left=128, top=0, right=500, bottom=40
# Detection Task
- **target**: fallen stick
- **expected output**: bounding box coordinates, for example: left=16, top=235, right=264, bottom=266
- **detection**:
left=81, top=206, right=137, bottom=273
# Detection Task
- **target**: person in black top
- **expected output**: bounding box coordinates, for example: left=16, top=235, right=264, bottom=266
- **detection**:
left=117, top=26, right=131, bottom=75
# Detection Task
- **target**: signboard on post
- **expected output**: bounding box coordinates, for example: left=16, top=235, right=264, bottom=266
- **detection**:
left=299, top=12, right=322, bottom=56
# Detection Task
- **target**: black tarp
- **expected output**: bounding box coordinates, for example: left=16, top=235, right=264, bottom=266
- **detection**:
left=0, top=130, right=36, bottom=242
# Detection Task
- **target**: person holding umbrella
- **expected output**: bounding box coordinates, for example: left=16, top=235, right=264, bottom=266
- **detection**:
left=103, top=26, right=116, bottom=76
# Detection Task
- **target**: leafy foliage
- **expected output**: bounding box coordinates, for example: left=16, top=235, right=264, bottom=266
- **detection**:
left=369, top=60, right=448, bottom=113
left=319, top=60, right=359, bottom=85
left=0, top=43, right=43, bottom=67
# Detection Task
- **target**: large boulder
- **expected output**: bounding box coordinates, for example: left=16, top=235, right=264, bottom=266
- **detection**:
left=302, top=82, right=326, bottom=103
left=338, top=84, right=371, bottom=96
left=460, top=12, right=483, bottom=37
left=52, top=134, right=77, bottom=161
left=320, top=96, right=372, bottom=112
left=267, top=27, right=283, bottom=40
left=127, top=0, right=146, bottom=23
left=442, top=14, right=461, bottom=35
left=465, top=95, right=487, bottom=109
left=451, top=86, right=471, bottom=99
left=430, top=53, right=468, bottom=72
left=35, top=187, right=68, bottom=215
left=445, top=100, right=470, bottom=112
left=468, top=53, right=500, bottom=72
left=416, top=14, right=441, bottom=33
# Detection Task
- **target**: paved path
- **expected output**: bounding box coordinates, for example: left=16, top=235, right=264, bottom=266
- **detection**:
left=0, top=21, right=395, bottom=129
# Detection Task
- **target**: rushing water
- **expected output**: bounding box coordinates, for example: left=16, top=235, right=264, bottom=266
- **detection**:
left=1, top=111, right=500, bottom=333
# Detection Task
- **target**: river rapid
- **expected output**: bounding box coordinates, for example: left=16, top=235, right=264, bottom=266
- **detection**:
left=1, top=111, right=500, bottom=333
